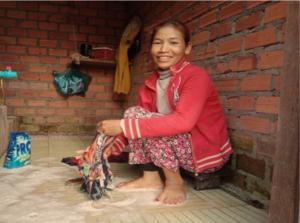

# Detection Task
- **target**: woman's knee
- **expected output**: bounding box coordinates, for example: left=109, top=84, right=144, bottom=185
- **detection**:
left=124, top=106, right=150, bottom=119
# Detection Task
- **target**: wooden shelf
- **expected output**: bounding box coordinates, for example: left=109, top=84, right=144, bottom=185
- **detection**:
left=79, top=58, right=117, bottom=67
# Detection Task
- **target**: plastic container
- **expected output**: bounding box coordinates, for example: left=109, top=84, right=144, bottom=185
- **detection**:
left=92, top=47, right=116, bottom=60
left=0, top=66, right=18, bottom=78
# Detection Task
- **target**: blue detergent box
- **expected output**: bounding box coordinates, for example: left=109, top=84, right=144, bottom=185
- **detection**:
left=3, top=132, right=31, bottom=169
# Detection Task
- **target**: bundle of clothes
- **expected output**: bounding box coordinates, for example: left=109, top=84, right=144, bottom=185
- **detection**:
left=62, top=133, right=129, bottom=201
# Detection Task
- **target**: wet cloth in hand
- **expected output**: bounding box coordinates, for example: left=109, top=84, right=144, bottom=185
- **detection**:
left=77, top=133, right=117, bottom=200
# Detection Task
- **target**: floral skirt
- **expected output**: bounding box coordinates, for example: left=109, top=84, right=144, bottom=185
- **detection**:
left=125, top=106, right=229, bottom=173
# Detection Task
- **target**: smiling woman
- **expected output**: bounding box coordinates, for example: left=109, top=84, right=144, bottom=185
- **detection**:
left=96, top=19, right=233, bottom=205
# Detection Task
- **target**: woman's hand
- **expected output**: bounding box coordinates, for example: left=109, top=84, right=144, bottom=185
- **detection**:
left=97, top=119, right=123, bottom=136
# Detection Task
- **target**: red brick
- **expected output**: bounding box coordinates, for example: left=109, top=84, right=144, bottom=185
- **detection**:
left=224, top=114, right=237, bottom=129
left=18, top=73, right=39, bottom=81
left=28, top=47, right=47, bottom=55
left=257, top=139, right=276, bottom=158
left=16, top=108, right=35, bottom=115
left=0, top=18, right=16, bottom=27
left=65, top=117, right=84, bottom=123
left=39, top=4, right=58, bottom=12
left=47, top=117, right=64, bottom=123
left=0, top=54, right=18, bottom=62
left=69, top=33, right=87, bottom=42
left=39, top=22, right=58, bottom=31
left=192, top=31, right=209, bottom=46
left=59, top=41, right=74, bottom=49
left=19, top=21, right=37, bottom=28
left=0, top=36, right=16, bottom=45
left=57, top=109, right=74, bottom=115
left=19, top=2, right=38, bottom=11
left=29, top=83, right=48, bottom=90
left=41, top=57, right=57, bottom=64
left=59, top=58, right=71, bottom=65
left=8, top=82, right=28, bottom=89
left=89, top=1, right=106, bottom=9
left=88, top=85, right=105, bottom=92
left=39, top=91, right=57, bottom=98
left=39, top=40, right=57, bottom=48
left=229, top=56, right=257, bottom=71
left=185, top=49, right=196, bottom=62
left=89, top=18, right=106, bottom=26
left=49, top=32, right=68, bottom=40
left=80, top=26, right=97, bottom=34
left=98, top=10, right=115, bottom=19
left=49, top=100, right=67, bottom=107
left=178, top=9, right=192, bottom=23
left=218, top=95, right=227, bottom=110
left=210, top=21, right=232, bottom=40
left=207, top=62, right=228, bottom=75
left=197, top=44, right=216, bottom=59
left=264, top=1, right=288, bottom=24
left=186, top=19, right=198, bottom=33
left=7, top=28, right=26, bottom=37
left=230, top=132, right=253, bottom=152
left=29, top=30, right=47, bottom=39
left=68, top=101, right=86, bottom=107
left=19, top=38, right=37, bottom=46
left=105, top=102, right=122, bottom=109
left=247, top=1, right=268, bottom=9
left=69, top=16, right=86, bottom=25
left=20, top=56, right=38, bottom=63
left=228, top=96, right=254, bottom=111
left=5, top=99, right=24, bottom=106
left=59, top=24, right=74, bottom=32
left=218, top=37, right=242, bottom=55
left=245, top=27, right=277, bottom=50
left=48, top=49, right=67, bottom=57
left=192, top=1, right=209, bottom=18
left=214, top=78, right=238, bottom=92
left=7, top=64, right=26, bottom=72
left=211, top=1, right=226, bottom=8
left=236, top=154, right=265, bottom=178
left=0, top=89, right=15, bottom=97
left=256, top=97, right=280, bottom=114
left=18, top=90, right=37, bottom=98
left=7, top=46, right=26, bottom=54
left=0, top=27, right=3, bottom=35
left=236, top=12, right=261, bottom=32
left=28, top=12, right=47, bottom=20
left=97, top=28, right=115, bottom=35
left=80, top=8, right=97, bottom=17
left=0, top=44, right=4, bottom=52
left=7, top=10, right=26, bottom=19
left=108, top=2, right=125, bottom=11
left=37, top=109, right=55, bottom=115
left=40, top=74, right=54, bottom=82
left=172, top=2, right=184, bottom=17
left=77, top=109, right=94, bottom=115
left=241, top=74, right=271, bottom=91
left=96, top=93, right=113, bottom=100
left=260, top=50, right=284, bottom=70
left=95, top=109, right=112, bottom=116
left=199, top=9, right=218, bottom=28
left=108, top=20, right=124, bottom=28
left=29, top=65, right=47, bottom=73
left=220, top=1, right=243, bottom=21
left=88, top=35, right=106, bottom=43
left=275, top=74, right=281, bottom=90
left=87, top=102, right=104, bottom=107
left=27, top=100, right=46, bottom=107
left=239, top=116, right=270, bottom=134
left=0, top=2, right=16, bottom=8
left=97, top=77, right=113, bottom=84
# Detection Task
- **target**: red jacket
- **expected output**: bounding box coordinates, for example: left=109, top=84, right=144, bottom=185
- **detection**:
left=109, top=58, right=233, bottom=173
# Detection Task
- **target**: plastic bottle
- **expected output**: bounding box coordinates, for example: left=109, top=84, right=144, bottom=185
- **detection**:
left=0, top=66, right=18, bottom=78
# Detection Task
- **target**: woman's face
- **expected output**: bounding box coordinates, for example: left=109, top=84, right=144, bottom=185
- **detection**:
left=150, top=25, right=192, bottom=70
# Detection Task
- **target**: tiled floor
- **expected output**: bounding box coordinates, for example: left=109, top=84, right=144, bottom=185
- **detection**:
left=0, top=135, right=269, bottom=223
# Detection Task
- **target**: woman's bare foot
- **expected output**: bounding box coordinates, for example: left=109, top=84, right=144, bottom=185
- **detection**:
left=116, top=171, right=164, bottom=190
left=155, top=168, right=187, bottom=205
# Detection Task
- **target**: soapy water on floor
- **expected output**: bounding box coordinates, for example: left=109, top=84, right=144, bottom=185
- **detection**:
left=0, top=157, right=177, bottom=223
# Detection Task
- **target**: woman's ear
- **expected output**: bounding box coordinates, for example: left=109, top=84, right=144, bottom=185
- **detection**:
left=185, top=42, right=192, bottom=55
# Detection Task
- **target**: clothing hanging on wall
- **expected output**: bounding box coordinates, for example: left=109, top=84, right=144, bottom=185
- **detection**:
left=114, top=16, right=142, bottom=95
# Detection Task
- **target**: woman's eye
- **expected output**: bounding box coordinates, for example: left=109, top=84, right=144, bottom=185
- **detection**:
left=171, top=42, right=179, bottom=44
left=153, top=42, right=161, bottom=45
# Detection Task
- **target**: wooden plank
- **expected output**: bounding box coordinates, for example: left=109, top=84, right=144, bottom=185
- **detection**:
left=162, top=213, right=182, bottom=223
left=269, top=2, right=299, bottom=223
left=191, top=209, right=218, bottom=223
left=181, top=210, right=206, bottom=223
left=226, top=206, right=265, bottom=223
left=218, top=208, right=253, bottom=223
left=244, top=205, right=269, bottom=218
left=201, top=209, right=230, bottom=223
left=236, top=206, right=268, bottom=222
left=209, top=209, right=239, bottom=223
left=171, top=212, right=194, bottom=223
left=151, top=213, right=171, bottom=223
left=0, top=106, right=8, bottom=159
left=142, top=214, right=158, bottom=223
left=213, top=189, right=246, bottom=205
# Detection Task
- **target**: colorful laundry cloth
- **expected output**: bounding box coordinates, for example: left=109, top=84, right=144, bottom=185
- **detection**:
left=77, top=133, right=117, bottom=201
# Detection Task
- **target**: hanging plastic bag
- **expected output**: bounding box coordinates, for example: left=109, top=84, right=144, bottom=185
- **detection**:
left=53, top=62, right=92, bottom=97
left=3, top=132, right=31, bottom=169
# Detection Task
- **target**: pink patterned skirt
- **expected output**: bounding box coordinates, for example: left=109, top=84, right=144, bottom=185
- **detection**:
left=125, top=106, right=229, bottom=173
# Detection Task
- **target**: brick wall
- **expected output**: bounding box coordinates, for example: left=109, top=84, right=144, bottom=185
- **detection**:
left=126, top=1, right=287, bottom=209
left=0, top=1, right=128, bottom=134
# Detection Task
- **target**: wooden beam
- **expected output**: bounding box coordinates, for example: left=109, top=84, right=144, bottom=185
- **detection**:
left=269, top=1, right=299, bottom=223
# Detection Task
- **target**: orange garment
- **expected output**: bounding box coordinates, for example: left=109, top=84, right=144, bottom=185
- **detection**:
left=114, top=16, right=142, bottom=94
